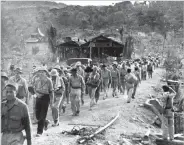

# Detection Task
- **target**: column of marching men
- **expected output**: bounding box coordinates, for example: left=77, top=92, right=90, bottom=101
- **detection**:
left=1, top=56, right=160, bottom=145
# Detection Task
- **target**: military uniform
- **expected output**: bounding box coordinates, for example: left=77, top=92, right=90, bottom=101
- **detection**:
left=69, top=73, right=85, bottom=115
left=33, top=73, right=53, bottom=135
left=111, top=67, right=120, bottom=97
left=119, top=67, right=127, bottom=95
left=161, top=91, right=175, bottom=140
left=101, top=67, right=111, bottom=99
left=125, top=72, right=138, bottom=103
left=86, top=71, right=100, bottom=110
left=1, top=98, right=32, bottom=145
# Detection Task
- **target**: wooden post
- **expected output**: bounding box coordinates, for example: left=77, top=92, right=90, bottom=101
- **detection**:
left=90, top=46, right=92, bottom=59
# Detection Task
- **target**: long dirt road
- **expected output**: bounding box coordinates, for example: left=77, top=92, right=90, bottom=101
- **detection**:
left=27, top=68, right=164, bottom=145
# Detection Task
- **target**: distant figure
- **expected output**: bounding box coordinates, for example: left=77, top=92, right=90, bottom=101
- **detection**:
left=8, top=64, right=15, bottom=77
left=161, top=85, right=176, bottom=141
left=119, top=63, right=127, bottom=95
left=86, top=66, right=100, bottom=110
left=101, top=64, right=111, bottom=99
left=43, top=63, right=47, bottom=70
left=111, top=62, right=120, bottom=98
left=147, top=62, right=153, bottom=78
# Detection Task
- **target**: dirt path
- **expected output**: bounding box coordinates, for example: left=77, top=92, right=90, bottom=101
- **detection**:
left=27, top=68, right=164, bottom=145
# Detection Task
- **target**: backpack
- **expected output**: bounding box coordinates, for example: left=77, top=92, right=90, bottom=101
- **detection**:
left=147, top=64, right=152, bottom=71
left=126, top=74, right=138, bottom=84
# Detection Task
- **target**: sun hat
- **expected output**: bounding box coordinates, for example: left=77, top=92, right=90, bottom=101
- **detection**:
left=50, top=69, right=59, bottom=76
left=36, top=67, right=50, bottom=76
left=1, top=72, right=8, bottom=80
left=15, top=67, right=23, bottom=74
left=54, top=65, right=61, bottom=71
left=76, top=61, right=82, bottom=66
left=112, top=62, right=118, bottom=66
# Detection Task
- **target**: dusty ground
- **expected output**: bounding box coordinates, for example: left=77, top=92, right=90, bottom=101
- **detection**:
left=24, top=68, right=165, bottom=145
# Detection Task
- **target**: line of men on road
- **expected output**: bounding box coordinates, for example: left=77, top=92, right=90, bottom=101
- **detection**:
left=1, top=56, right=159, bottom=145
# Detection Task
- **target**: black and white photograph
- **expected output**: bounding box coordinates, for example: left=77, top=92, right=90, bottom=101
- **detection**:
left=1, top=1, right=184, bottom=145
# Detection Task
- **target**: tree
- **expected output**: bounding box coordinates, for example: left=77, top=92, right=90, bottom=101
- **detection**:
left=47, top=25, right=57, bottom=62
left=123, top=36, right=134, bottom=59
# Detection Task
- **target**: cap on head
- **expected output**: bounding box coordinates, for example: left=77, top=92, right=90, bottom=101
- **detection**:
left=5, top=82, right=18, bottom=91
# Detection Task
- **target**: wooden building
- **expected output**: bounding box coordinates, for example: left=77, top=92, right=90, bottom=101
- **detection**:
left=57, top=35, right=124, bottom=61
left=81, top=35, right=124, bottom=59
left=57, top=40, right=82, bottom=60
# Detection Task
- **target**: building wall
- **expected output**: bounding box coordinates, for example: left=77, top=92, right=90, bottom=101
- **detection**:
left=26, top=42, right=48, bottom=56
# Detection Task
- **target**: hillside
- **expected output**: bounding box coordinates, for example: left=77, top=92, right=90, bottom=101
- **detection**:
left=1, top=1, right=184, bottom=55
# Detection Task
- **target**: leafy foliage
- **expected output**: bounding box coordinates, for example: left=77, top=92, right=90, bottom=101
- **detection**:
left=1, top=1, right=183, bottom=55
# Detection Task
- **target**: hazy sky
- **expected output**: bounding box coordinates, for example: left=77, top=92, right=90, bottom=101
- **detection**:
left=55, top=1, right=127, bottom=6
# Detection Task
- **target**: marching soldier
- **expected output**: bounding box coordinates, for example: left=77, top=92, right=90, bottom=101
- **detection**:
left=1, top=82, right=32, bottom=145
left=119, top=63, right=127, bottom=95
left=69, top=67, right=85, bottom=116
left=9, top=67, right=29, bottom=104
left=111, top=62, right=120, bottom=98
left=86, top=66, right=100, bottom=110
left=101, top=64, right=111, bottom=99
left=50, top=69, right=65, bottom=126
left=32, top=67, right=54, bottom=137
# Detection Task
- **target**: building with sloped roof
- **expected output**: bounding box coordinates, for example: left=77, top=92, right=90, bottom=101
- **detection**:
left=57, top=38, right=83, bottom=60
left=81, top=35, right=124, bottom=59
left=26, top=30, right=48, bottom=56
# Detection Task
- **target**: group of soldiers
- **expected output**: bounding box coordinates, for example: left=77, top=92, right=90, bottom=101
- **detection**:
left=1, top=56, right=164, bottom=145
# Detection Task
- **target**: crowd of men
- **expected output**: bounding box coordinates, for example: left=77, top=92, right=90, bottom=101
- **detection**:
left=1, top=56, right=167, bottom=145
